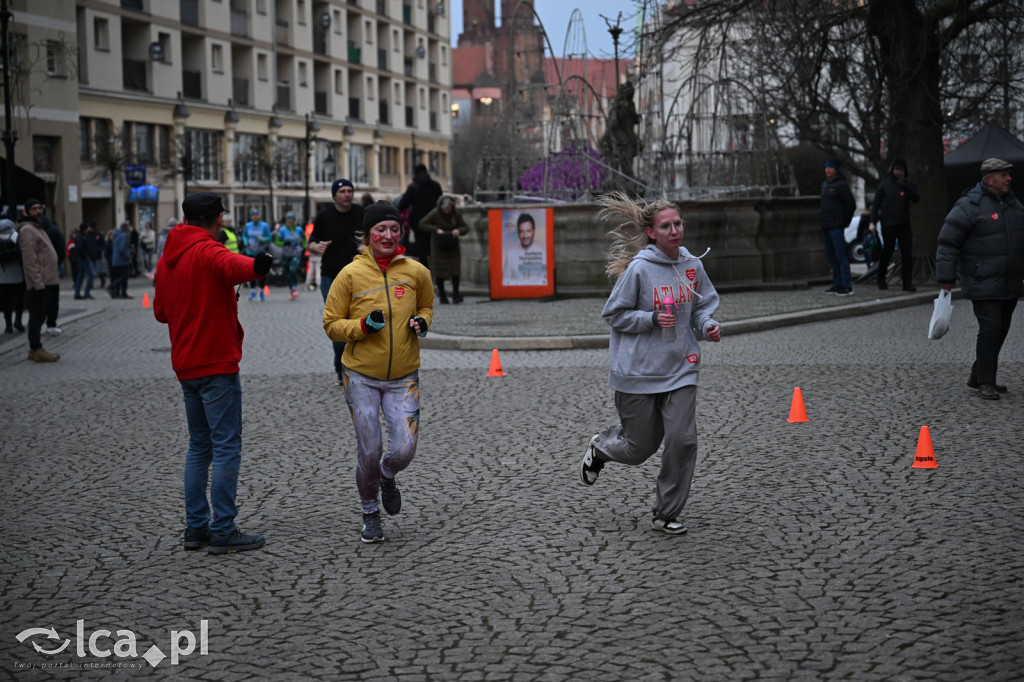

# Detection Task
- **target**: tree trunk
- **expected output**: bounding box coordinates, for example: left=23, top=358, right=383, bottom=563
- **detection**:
left=867, top=0, right=946, bottom=279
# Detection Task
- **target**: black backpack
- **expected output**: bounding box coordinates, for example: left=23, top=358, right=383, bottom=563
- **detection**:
left=0, top=231, right=18, bottom=267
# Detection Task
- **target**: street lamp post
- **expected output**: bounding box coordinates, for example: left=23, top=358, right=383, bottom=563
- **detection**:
left=304, top=113, right=320, bottom=226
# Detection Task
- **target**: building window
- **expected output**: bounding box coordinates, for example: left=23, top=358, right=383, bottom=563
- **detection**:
left=441, top=45, right=447, bottom=66
left=256, top=0, right=267, bottom=14
left=186, top=129, right=223, bottom=183
left=314, top=141, right=337, bottom=185
left=419, top=87, right=425, bottom=109
left=380, top=145, right=398, bottom=175
left=274, top=138, right=302, bottom=186
left=365, top=20, right=373, bottom=43
left=428, top=150, right=445, bottom=175
left=211, top=44, right=224, bottom=73
left=299, top=62, right=308, bottom=87
left=79, top=119, right=92, bottom=161
left=348, top=143, right=368, bottom=184
left=134, top=123, right=153, bottom=163
left=33, top=136, right=57, bottom=174
left=46, top=41, right=66, bottom=77
left=297, top=0, right=306, bottom=24
left=393, top=29, right=400, bottom=51
left=257, top=53, right=268, bottom=80
left=234, top=133, right=268, bottom=185
left=334, top=69, right=344, bottom=95
left=93, top=17, right=110, bottom=51
left=333, top=10, right=342, bottom=34
left=94, top=118, right=111, bottom=162
left=158, top=125, right=172, bottom=166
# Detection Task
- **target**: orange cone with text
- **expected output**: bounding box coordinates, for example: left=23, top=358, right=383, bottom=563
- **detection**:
left=486, top=349, right=506, bottom=377
left=786, top=387, right=809, bottom=423
left=142, top=292, right=150, bottom=308
left=263, top=284, right=270, bottom=297
left=912, top=426, right=938, bottom=469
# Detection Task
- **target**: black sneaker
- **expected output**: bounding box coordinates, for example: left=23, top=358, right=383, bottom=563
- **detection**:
left=580, top=434, right=604, bottom=486
left=361, top=511, right=384, bottom=543
left=183, top=526, right=211, bottom=551
left=824, top=285, right=839, bottom=294
left=380, top=472, right=402, bottom=516
left=835, top=287, right=854, bottom=296
left=902, top=283, right=917, bottom=292
left=967, top=378, right=1007, bottom=392
left=208, top=529, right=265, bottom=555
left=650, top=516, right=688, bottom=535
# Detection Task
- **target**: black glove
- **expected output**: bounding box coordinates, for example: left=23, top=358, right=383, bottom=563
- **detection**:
left=253, top=252, right=273, bottom=276
left=363, top=309, right=385, bottom=333
left=410, top=316, right=428, bottom=337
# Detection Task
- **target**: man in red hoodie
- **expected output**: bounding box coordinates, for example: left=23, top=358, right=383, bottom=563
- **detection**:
left=154, top=192, right=273, bottom=555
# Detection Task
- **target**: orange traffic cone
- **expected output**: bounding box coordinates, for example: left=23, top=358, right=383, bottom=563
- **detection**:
left=786, top=387, right=809, bottom=423
left=142, top=292, right=150, bottom=308
left=912, top=426, right=938, bottom=469
left=263, top=284, right=270, bottom=297
left=486, top=349, right=506, bottom=377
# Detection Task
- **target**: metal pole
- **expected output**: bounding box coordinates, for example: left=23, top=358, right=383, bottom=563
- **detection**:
left=1, top=0, right=18, bottom=216
left=304, top=114, right=311, bottom=226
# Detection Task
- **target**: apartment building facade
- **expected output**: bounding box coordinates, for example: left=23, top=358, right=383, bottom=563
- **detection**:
left=3, top=0, right=453, bottom=235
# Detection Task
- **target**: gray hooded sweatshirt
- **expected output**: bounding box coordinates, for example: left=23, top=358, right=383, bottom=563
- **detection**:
left=602, top=245, right=720, bottom=394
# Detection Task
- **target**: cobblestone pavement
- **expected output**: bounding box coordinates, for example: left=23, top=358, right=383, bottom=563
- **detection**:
left=1, top=282, right=1022, bottom=680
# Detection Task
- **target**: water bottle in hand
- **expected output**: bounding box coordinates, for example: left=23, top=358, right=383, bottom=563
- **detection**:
left=662, top=295, right=677, bottom=342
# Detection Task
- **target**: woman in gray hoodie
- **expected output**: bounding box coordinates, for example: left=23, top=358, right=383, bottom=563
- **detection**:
left=580, top=193, right=721, bottom=535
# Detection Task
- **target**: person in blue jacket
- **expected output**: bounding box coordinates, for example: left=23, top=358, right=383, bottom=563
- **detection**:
left=580, top=192, right=721, bottom=536
left=243, top=208, right=271, bottom=300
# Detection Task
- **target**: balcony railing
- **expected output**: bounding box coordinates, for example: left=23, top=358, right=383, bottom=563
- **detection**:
left=276, top=20, right=289, bottom=46
left=314, top=90, right=328, bottom=116
left=427, top=13, right=435, bottom=33
left=230, top=9, right=248, bottom=37
left=349, top=97, right=361, bottom=121
left=276, top=83, right=292, bottom=110
left=123, top=58, right=147, bottom=92
left=233, top=77, right=249, bottom=107
left=182, top=69, right=201, bottom=99
left=181, top=0, right=199, bottom=26
left=403, top=60, right=413, bottom=77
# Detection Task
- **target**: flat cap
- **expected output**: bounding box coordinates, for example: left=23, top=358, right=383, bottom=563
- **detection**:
left=980, top=158, right=1012, bottom=174
left=182, top=192, right=229, bottom=221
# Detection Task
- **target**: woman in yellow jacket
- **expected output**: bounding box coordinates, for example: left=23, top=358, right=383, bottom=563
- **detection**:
left=323, top=201, right=434, bottom=543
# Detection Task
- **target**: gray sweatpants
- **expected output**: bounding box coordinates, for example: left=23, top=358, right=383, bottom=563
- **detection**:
left=592, top=385, right=698, bottom=522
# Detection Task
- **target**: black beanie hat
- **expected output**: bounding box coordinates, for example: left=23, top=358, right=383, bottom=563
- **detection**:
left=362, top=200, right=402, bottom=231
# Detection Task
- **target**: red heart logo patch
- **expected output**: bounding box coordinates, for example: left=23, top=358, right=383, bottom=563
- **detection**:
left=991, top=213, right=999, bottom=221
left=394, top=286, right=405, bottom=299
left=687, top=354, right=698, bottom=364
left=686, top=269, right=696, bottom=281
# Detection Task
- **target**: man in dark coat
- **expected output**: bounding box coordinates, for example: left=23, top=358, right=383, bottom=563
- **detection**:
left=936, top=157, right=1024, bottom=400
left=869, top=157, right=920, bottom=291
left=398, top=163, right=442, bottom=269
left=820, top=159, right=857, bottom=296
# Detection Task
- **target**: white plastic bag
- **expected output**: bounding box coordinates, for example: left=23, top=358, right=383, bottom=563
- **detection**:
left=927, top=289, right=953, bottom=340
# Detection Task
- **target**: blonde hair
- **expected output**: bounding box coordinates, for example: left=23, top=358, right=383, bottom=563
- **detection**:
left=598, top=192, right=680, bottom=278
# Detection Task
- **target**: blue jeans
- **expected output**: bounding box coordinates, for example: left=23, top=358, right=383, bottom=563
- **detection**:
left=320, top=275, right=346, bottom=377
left=821, top=228, right=851, bottom=289
left=74, top=257, right=93, bottom=296
left=181, top=373, right=243, bottom=535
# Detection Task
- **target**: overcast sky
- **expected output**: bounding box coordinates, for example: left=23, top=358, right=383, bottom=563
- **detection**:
left=448, top=1, right=639, bottom=59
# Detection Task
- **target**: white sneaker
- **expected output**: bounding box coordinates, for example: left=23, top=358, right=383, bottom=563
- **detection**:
left=45, top=326, right=62, bottom=335
left=580, top=434, right=604, bottom=486
left=651, top=517, right=687, bottom=535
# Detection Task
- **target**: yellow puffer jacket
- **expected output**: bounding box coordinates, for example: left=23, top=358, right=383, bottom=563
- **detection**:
left=323, top=250, right=434, bottom=380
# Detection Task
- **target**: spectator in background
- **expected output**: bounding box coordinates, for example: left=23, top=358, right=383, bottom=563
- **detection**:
left=107, top=222, right=133, bottom=299
left=398, top=163, right=442, bottom=269
left=360, top=192, right=374, bottom=207
left=243, top=208, right=271, bottom=301
left=278, top=211, right=303, bottom=300
left=17, top=199, right=60, bottom=362
left=419, top=195, right=468, bottom=304
left=140, top=220, right=157, bottom=273
left=0, top=217, right=25, bottom=334
left=870, top=157, right=919, bottom=292
left=73, top=222, right=97, bottom=300
left=936, top=158, right=1024, bottom=401
left=820, top=159, right=857, bottom=296
left=32, top=202, right=65, bottom=334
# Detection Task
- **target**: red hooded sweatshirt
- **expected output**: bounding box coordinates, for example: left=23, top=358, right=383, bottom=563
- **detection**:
left=153, top=223, right=261, bottom=381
